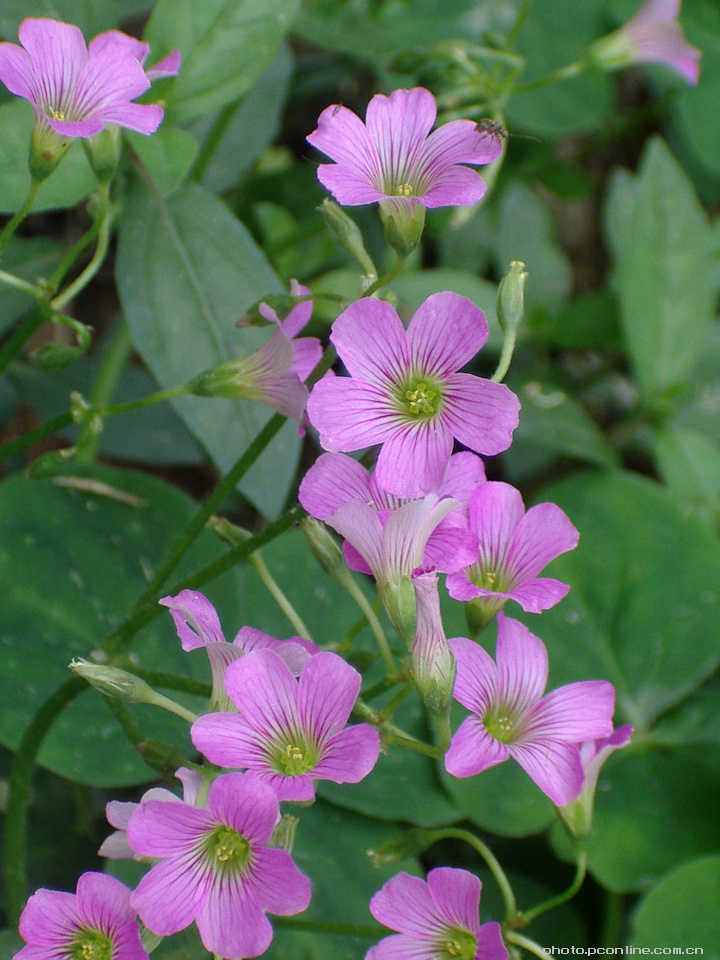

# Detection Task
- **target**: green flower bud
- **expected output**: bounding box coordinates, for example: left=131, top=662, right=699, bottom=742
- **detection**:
left=69, top=658, right=157, bottom=702
left=300, top=517, right=346, bottom=578
left=368, top=828, right=434, bottom=866
left=319, top=199, right=377, bottom=277
left=496, top=260, right=527, bottom=335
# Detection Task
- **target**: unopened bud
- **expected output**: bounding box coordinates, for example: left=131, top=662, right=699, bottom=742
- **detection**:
left=379, top=199, right=425, bottom=256
left=368, top=828, right=434, bottom=866
left=300, top=517, right=346, bottom=577
left=26, top=447, right=77, bottom=478
left=70, top=658, right=156, bottom=703
left=207, top=515, right=252, bottom=548
left=496, top=260, right=527, bottom=335
left=319, top=199, right=377, bottom=277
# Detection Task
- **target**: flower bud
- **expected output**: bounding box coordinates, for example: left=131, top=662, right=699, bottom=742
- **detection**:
left=29, top=121, right=73, bottom=182
left=300, top=517, right=346, bottom=578
left=411, top=570, right=456, bottom=716
left=496, top=260, right=527, bottom=335
left=368, top=828, right=434, bottom=866
left=319, top=199, right=377, bottom=277
left=26, top=447, right=77, bottom=478
left=379, top=198, right=426, bottom=256
left=237, top=294, right=304, bottom=328
left=70, top=658, right=157, bottom=703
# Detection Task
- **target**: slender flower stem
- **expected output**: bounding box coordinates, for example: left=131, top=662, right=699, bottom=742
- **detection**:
left=503, top=0, right=533, bottom=51
left=514, top=61, right=585, bottom=95
left=491, top=326, right=517, bottom=383
left=601, top=890, right=625, bottom=947
left=363, top=253, right=407, bottom=297
left=0, top=179, right=42, bottom=261
left=518, top=847, right=587, bottom=925
left=353, top=698, right=439, bottom=756
left=0, top=410, right=74, bottom=461
left=341, top=573, right=396, bottom=676
left=146, top=689, right=199, bottom=725
left=52, top=185, right=112, bottom=310
left=0, top=304, right=48, bottom=378
left=377, top=681, right=414, bottom=721
left=506, top=932, right=554, bottom=960
left=76, top=320, right=133, bottom=461
left=248, top=550, right=315, bottom=642
left=0, top=269, right=44, bottom=298
left=49, top=203, right=104, bottom=291
left=429, top=827, right=517, bottom=919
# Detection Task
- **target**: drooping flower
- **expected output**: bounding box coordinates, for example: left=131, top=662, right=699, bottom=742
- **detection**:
left=445, top=615, right=616, bottom=806
left=191, top=649, right=380, bottom=801
left=307, top=87, right=502, bottom=211
left=128, top=772, right=311, bottom=959
left=306, top=293, right=520, bottom=498
left=325, top=494, right=476, bottom=642
left=100, top=766, right=202, bottom=860
left=557, top=724, right=634, bottom=838
left=446, top=481, right=579, bottom=630
left=410, top=569, right=456, bottom=716
left=299, top=450, right=485, bottom=575
left=159, top=589, right=317, bottom=710
left=589, top=0, right=700, bottom=84
left=367, top=867, right=508, bottom=960
left=15, top=872, right=148, bottom=960
left=189, top=281, right=321, bottom=428
left=0, top=18, right=177, bottom=138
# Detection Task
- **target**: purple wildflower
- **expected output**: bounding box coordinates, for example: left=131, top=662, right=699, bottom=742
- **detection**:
left=557, top=725, right=634, bottom=837
left=367, top=867, right=507, bottom=960
left=191, top=649, right=380, bottom=801
left=299, top=450, right=485, bottom=575
left=159, top=589, right=317, bottom=710
left=307, top=87, right=502, bottom=211
left=306, top=293, right=520, bottom=498
left=128, top=772, right=311, bottom=959
left=445, top=615, right=616, bottom=806
left=590, top=0, right=700, bottom=84
left=15, top=872, right=148, bottom=960
left=0, top=18, right=176, bottom=138
left=190, top=281, right=321, bottom=428
left=446, top=481, right=579, bottom=628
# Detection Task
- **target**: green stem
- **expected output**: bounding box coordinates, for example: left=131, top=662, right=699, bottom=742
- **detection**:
left=0, top=179, right=42, bottom=261
left=249, top=550, right=315, bottom=642
left=503, top=0, right=533, bottom=51
left=191, top=100, right=239, bottom=183
left=4, top=677, right=86, bottom=925
left=49, top=204, right=104, bottom=291
left=491, top=326, right=517, bottom=383
left=363, top=253, right=407, bottom=297
left=601, top=890, right=625, bottom=948
left=506, top=932, right=554, bottom=960
left=147, top=690, right=199, bottom=724
left=0, top=410, right=74, bottom=461
left=431, top=827, right=517, bottom=919
left=341, top=573, right=396, bottom=676
left=131, top=668, right=211, bottom=699
left=52, top=185, right=112, bottom=310
left=377, top=681, right=414, bottom=721
left=353, top=699, right=440, bottom=757
left=519, top=848, right=587, bottom=925
left=0, top=302, right=51, bottom=378
left=103, top=412, right=287, bottom=659
left=514, top=61, right=585, bottom=95
left=0, top=270, right=44, bottom=298
left=76, top=320, right=133, bottom=461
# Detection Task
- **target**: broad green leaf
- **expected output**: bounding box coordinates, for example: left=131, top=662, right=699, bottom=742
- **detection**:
left=495, top=182, right=572, bottom=316
left=0, top=0, right=150, bottom=38
left=529, top=289, right=623, bottom=351
left=507, top=0, right=612, bottom=135
left=518, top=470, right=720, bottom=730
left=116, top=175, right=299, bottom=518
left=652, top=685, right=720, bottom=748
left=629, top=854, right=720, bottom=955
left=653, top=425, right=720, bottom=526
left=0, top=236, right=63, bottom=334
left=586, top=747, right=720, bottom=893
left=194, top=45, right=293, bottom=194
left=126, top=127, right=199, bottom=198
left=614, top=137, right=715, bottom=399
left=0, top=463, right=242, bottom=787
left=145, top=0, right=301, bottom=124
left=603, top=166, right=639, bottom=263
left=0, top=100, right=97, bottom=213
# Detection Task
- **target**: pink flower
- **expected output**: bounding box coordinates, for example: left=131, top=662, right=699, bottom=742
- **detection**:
left=128, top=772, right=311, bottom=959
left=159, top=589, right=317, bottom=711
left=16, top=872, right=148, bottom=960
left=307, top=87, right=502, bottom=212
left=367, top=867, right=507, bottom=960
left=590, top=0, right=700, bottom=84
left=190, top=281, right=321, bottom=427
left=411, top=570, right=457, bottom=715
left=306, top=293, right=520, bottom=498
left=445, top=615, right=615, bottom=805
left=191, top=649, right=380, bottom=801
left=299, top=450, right=485, bottom=576
left=0, top=18, right=177, bottom=138
left=446, top=481, right=579, bottom=626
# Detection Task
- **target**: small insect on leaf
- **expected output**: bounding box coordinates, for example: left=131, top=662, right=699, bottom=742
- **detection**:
left=476, top=118, right=539, bottom=143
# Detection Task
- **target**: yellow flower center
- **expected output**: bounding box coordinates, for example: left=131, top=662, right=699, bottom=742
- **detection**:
left=272, top=739, right=318, bottom=775
left=207, top=825, right=250, bottom=871
left=439, top=928, right=477, bottom=960
left=484, top=706, right=517, bottom=744
left=71, top=932, right=112, bottom=960
left=396, top=182, right=415, bottom=197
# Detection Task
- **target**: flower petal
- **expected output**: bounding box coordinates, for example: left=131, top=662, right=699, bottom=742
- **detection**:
left=316, top=164, right=387, bottom=205
left=327, top=499, right=385, bottom=576
left=127, top=800, right=212, bottom=858
left=307, top=103, right=382, bottom=183
left=506, top=577, right=570, bottom=614
left=297, top=650, right=361, bottom=739
left=468, top=482, right=526, bottom=573
left=365, top=88, right=437, bottom=189
left=494, top=615, right=548, bottom=717
left=445, top=714, right=510, bottom=778
left=374, top=419, right=453, bottom=498
left=76, top=872, right=134, bottom=929
left=421, top=164, right=488, bottom=207
left=131, top=856, right=205, bottom=936
left=524, top=681, right=615, bottom=742
left=159, top=589, right=225, bottom=650
left=0, top=44, right=36, bottom=101
left=507, top=502, right=579, bottom=584
left=249, top=847, right=313, bottom=915
left=426, top=867, right=482, bottom=935
left=18, top=889, right=79, bottom=945
left=509, top=739, right=585, bottom=805
left=441, top=374, right=520, bottom=456
left=299, top=452, right=372, bottom=520
left=331, top=297, right=410, bottom=385
left=206, top=773, right=278, bottom=846
left=18, top=18, right=88, bottom=107
left=369, top=872, right=443, bottom=937
left=195, top=874, right=272, bottom=960
left=438, top=451, right=486, bottom=507
left=307, top=372, right=399, bottom=451
left=449, top=638, right=497, bottom=714
left=366, top=934, right=435, bottom=960
left=406, top=291, right=488, bottom=377
left=312, top=724, right=381, bottom=783
left=223, top=648, right=300, bottom=735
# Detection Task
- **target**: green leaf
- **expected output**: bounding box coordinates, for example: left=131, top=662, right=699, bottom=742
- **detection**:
left=652, top=684, right=720, bottom=748
left=0, top=0, right=151, bottom=38
left=0, top=464, right=243, bottom=787
left=145, top=0, right=301, bottom=124
left=0, top=236, right=63, bottom=334
left=0, top=930, right=24, bottom=960
left=614, top=137, right=715, bottom=399
left=126, top=127, right=199, bottom=198
left=518, top=470, right=720, bottom=730
left=653, top=425, right=720, bottom=527
left=0, top=100, right=97, bottom=213
left=629, top=854, right=720, bottom=956
left=194, top=45, right=293, bottom=193
left=116, top=176, right=299, bottom=518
